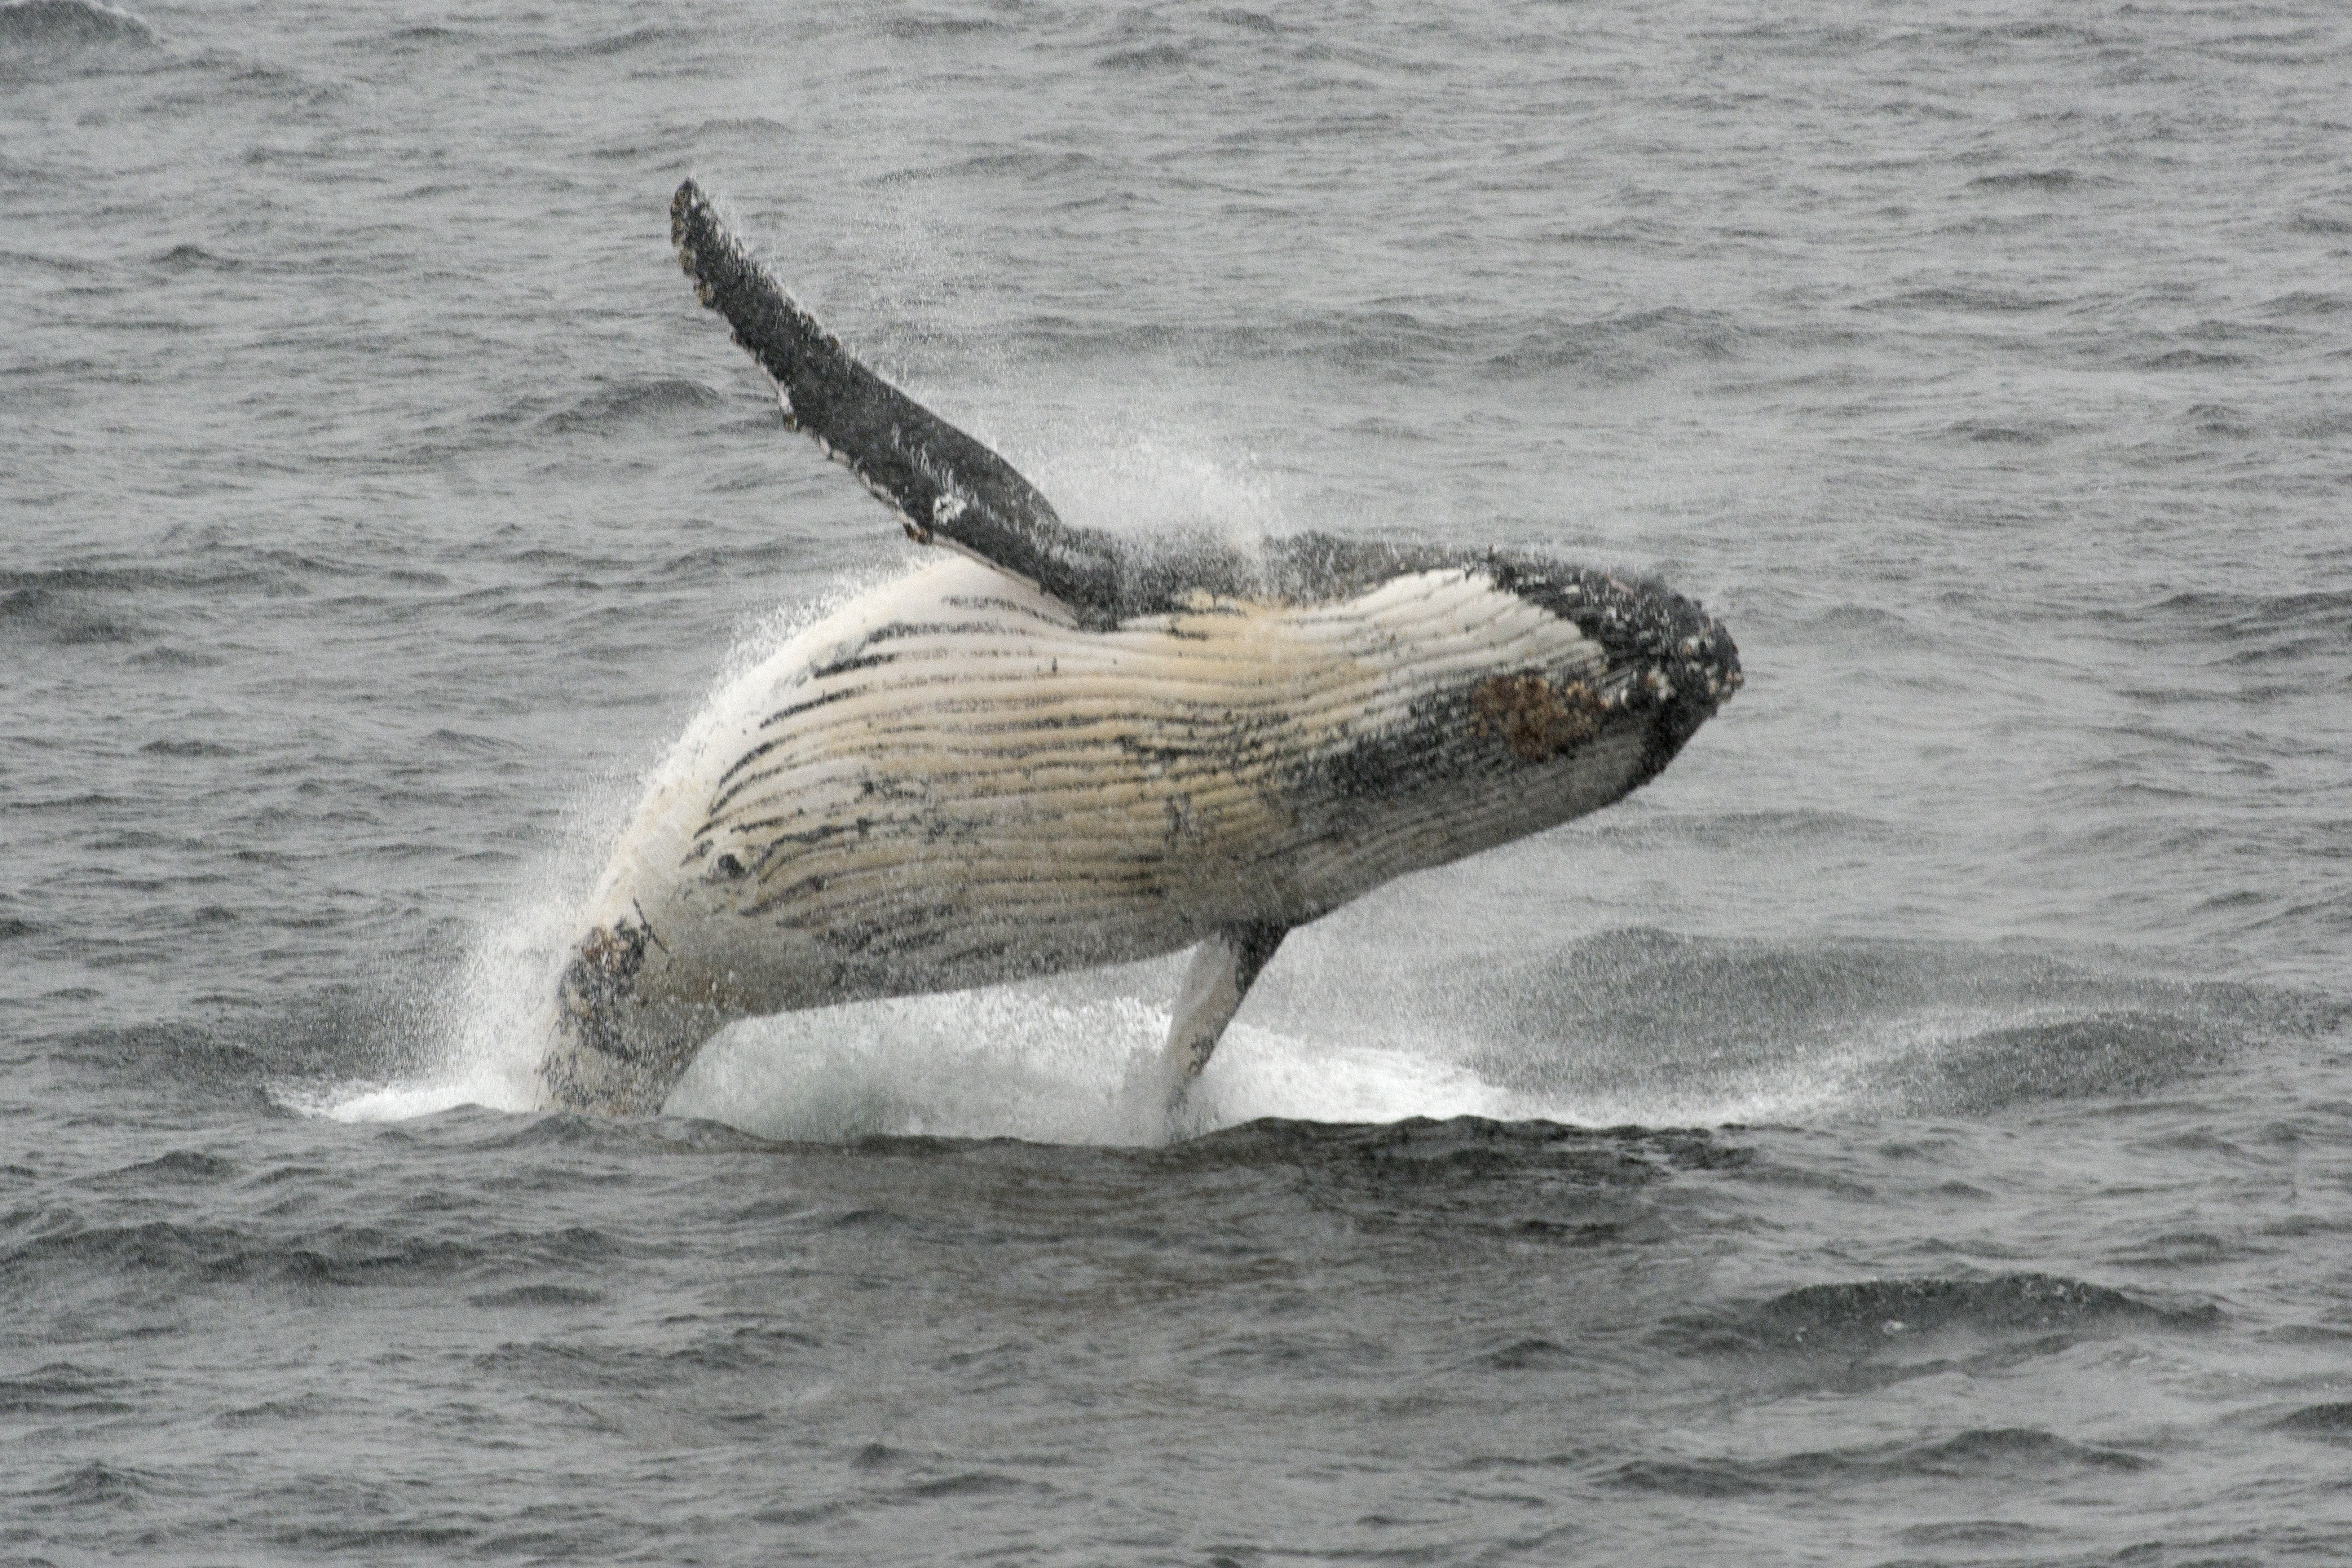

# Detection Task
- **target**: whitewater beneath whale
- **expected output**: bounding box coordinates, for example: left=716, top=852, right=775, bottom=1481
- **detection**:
left=531, top=179, right=1742, bottom=1118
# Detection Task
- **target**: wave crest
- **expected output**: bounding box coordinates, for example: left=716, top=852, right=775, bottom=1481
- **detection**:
left=0, top=0, right=152, bottom=50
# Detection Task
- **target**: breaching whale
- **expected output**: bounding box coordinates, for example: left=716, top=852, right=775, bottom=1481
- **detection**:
left=532, top=179, right=1741, bottom=1117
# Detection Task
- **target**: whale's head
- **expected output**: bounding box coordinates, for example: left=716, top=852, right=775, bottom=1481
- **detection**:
left=1264, top=549, right=1738, bottom=886
left=1504, top=559, right=1739, bottom=780
left=1587, top=572, right=1741, bottom=786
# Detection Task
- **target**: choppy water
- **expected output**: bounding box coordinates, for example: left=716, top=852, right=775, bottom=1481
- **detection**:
left=5, top=0, right=2351, bottom=1562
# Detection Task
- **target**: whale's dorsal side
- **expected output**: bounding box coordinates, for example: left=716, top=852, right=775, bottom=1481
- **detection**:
left=671, top=178, right=1137, bottom=624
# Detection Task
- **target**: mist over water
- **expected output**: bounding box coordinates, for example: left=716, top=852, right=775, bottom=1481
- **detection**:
left=6, top=0, right=2352, bottom=1562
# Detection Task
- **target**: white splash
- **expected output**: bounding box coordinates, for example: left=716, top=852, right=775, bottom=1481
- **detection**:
left=1025, top=409, right=1293, bottom=548
left=659, top=990, right=1534, bottom=1147
left=291, top=897, right=2071, bottom=1140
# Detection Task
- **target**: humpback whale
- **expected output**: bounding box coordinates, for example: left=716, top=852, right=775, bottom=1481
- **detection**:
left=533, top=179, right=1741, bottom=1117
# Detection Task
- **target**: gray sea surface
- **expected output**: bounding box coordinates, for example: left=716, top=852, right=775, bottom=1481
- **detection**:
left=5, top=0, right=2352, bottom=1562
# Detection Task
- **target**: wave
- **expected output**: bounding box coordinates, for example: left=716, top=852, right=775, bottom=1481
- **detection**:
left=2275, top=1403, right=2352, bottom=1437
left=2120, top=588, right=2352, bottom=671
left=0, top=555, right=445, bottom=649
left=0, top=1362, right=137, bottom=1417
left=1870, top=1010, right=2236, bottom=1115
left=507, top=24, right=694, bottom=63
left=0, top=560, right=333, bottom=596
left=0, top=584, right=147, bottom=646
left=1735, top=1272, right=2221, bottom=1348
left=2135, top=347, right=2250, bottom=371
left=1001, top=303, right=1795, bottom=382
left=1800, top=601, right=1937, bottom=646
left=1857, top=285, right=2067, bottom=313
left=882, top=14, right=1007, bottom=40
left=1099, top=42, right=1193, bottom=71
left=1943, top=416, right=2085, bottom=445
left=1612, top=1427, right=2147, bottom=1497
left=50, top=994, right=449, bottom=1115
left=1652, top=1271, right=2221, bottom=1389
left=26, top=1459, right=174, bottom=1509
left=79, top=1149, right=236, bottom=1186
left=0, top=1216, right=630, bottom=1295
left=880, top=147, right=1108, bottom=186
left=1969, top=168, right=2084, bottom=191
left=148, top=242, right=245, bottom=273
left=540, top=378, right=724, bottom=433
left=1478, top=305, right=1759, bottom=377
left=0, top=0, right=152, bottom=48
left=467, top=1283, right=603, bottom=1308
left=470, top=1323, right=824, bottom=1390
left=1462, top=928, right=2304, bottom=1120
left=1586, top=806, right=1902, bottom=849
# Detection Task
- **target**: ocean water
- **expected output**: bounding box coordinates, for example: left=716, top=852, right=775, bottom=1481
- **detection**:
left=4, top=0, right=2351, bottom=1562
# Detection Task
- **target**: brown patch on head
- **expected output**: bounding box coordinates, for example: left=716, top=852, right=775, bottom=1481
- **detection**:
left=1471, top=674, right=1610, bottom=762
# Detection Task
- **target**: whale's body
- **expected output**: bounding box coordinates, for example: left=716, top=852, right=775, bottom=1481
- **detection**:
left=535, top=182, right=1741, bottom=1116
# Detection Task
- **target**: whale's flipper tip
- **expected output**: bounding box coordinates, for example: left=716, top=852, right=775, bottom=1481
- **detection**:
left=668, top=177, right=717, bottom=282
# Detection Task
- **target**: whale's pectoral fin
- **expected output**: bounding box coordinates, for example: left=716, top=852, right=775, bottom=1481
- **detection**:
left=668, top=179, right=1128, bottom=623
left=1160, top=921, right=1287, bottom=1105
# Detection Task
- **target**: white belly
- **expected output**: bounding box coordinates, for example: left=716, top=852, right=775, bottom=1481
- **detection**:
left=573, top=555, right=1636, bottom=1024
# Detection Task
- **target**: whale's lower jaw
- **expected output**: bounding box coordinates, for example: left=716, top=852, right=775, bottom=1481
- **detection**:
left=532, top=555, right=1736, bottom=1116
